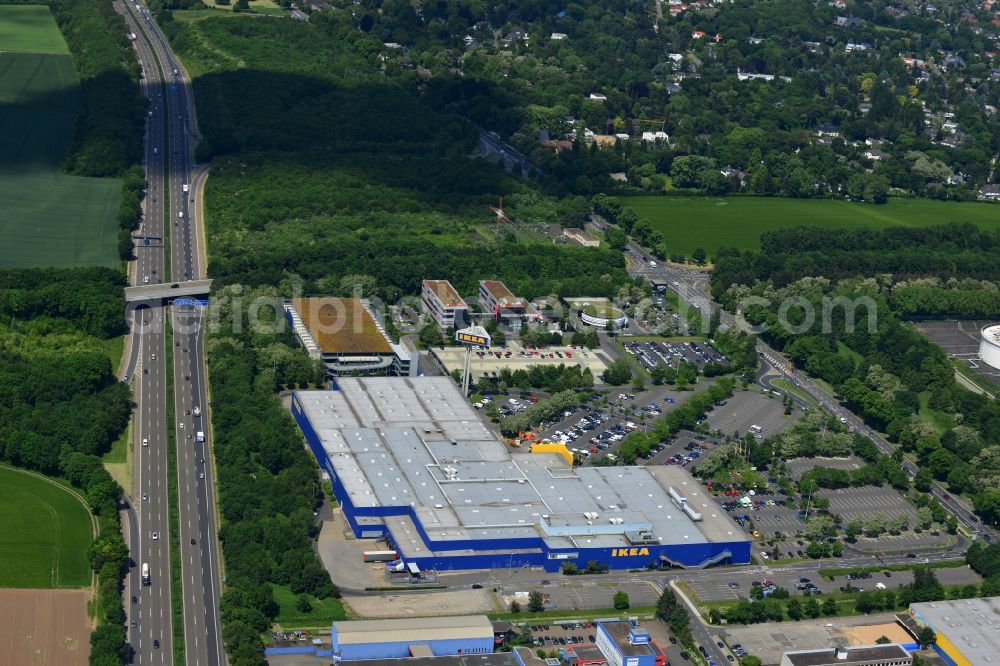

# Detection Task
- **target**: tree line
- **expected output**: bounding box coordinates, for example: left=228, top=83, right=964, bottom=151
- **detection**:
left=715, top=223, right=1000, bottom=295
left=608, top=377, right=735, bottom=465
left=711, top=234, right=1000, bottom=526
left=45, top=0, right=146, bottom=178
left=207, top=333, right=337, bottom=666
left=0, top=267, right=132, bottom=665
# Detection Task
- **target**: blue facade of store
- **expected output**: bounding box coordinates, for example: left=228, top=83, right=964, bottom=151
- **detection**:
left=292, top=392, right=751, bottom=572
left=331, top=631, right=493, bottom=660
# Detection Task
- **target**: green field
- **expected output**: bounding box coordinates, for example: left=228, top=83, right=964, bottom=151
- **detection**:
left=0, top=465, right=94, bottom=588
left=0, top=5, right=69, bottom=53
left=627, top=196, right=1000, bottom=257
left=0, top=7, right=121, bottom=269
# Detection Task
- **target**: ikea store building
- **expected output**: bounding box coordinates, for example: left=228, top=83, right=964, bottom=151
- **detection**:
left=291, top=377, right=750, bottom=572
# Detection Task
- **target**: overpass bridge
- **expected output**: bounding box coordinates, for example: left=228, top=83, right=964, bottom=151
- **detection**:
left=125, top=279, right=212, bottom=303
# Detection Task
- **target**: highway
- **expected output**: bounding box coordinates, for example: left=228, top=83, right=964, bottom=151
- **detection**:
left=117, top=2, right=173, bottom=662
left=623, top=240, right=998, bottom=546
left=477, top=129, right=537, bottom=175
left=120, top=2, right=225, bottom=664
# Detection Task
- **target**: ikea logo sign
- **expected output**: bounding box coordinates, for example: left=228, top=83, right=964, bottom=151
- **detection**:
left=611, top=547, right=649, bottom=557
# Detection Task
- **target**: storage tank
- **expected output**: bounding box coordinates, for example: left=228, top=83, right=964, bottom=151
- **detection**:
left=981, top=324, right=1000, bottom=370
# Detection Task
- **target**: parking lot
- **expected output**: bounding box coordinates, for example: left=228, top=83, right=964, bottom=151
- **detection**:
left=713, top=487, right=806, bottom=544
left=530, top=382, right=714, bottom=464
left=819, top=486, right=914, bottom=527
left=786, top=455, right=865, bottom=481
left=819, top=486, right=950, bottom=550
left=687, top=565, right=981, bottom=604
left=429, top=341, right=611, bottom=385
left=703, top=389, right=803, bottom=439
left=524, top=620, right=601, bottom=650
left=915, top=319, right=1000, bottom=388
left=623, top=339, right=728, bottom=371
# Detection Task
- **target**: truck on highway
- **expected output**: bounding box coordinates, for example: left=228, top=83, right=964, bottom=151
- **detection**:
left=141, top=562, right=150, bottom=586
left=182, top=183, right=189, bottom=193
left=195, top=431, right=205, bottom=443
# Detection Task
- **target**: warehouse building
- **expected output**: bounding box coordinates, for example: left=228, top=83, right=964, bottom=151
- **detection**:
left=348, top=654, right=521, bottom=666
left=908, top=597, right=1000, bottom=666
left=780, top=644, right=911, bottom=666
left=594, top=621, right=666, bottom=666
left=285, top=298, right=414, bottom=378
left=290, top=377, right=750, bottom=572
left=479, top=280, right=541, bottom=328
left=423, top=280, right=469, bottom=331
left=330, top=616, right=495, bottom=660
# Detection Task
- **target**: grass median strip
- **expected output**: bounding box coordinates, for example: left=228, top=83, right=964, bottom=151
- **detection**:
left=165, top=314, right=185, bottom=664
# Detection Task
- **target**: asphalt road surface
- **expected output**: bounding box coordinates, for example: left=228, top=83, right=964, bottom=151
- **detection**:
left=120, top=2, right=225, bottom=664
left=117, top=2, right=172, bottom=662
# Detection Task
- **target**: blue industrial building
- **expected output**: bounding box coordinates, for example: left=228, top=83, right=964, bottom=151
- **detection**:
left=331, top=616, right=495, bottom=660
left=291, top=378, right=751, bottom=573
left=594, top=621, right=665, bottom=666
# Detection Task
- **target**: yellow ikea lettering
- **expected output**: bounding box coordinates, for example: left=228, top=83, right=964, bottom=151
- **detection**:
left=612, top=547, right=649, bottom=557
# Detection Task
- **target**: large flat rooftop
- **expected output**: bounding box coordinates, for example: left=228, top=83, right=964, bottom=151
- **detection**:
left=332, top=615, right=493, bottom=644
left=911, top=596, right=1000, bottom=664
left=601, top=622, right=652, bottom=657
left=291, top=298, right=392, bottom=354
left=295, top=378, right=743, bottom=556
left=783, top=644, right=909, bottom=666
left=347, top=655, right=519, bottom=666
left=424, top=280, right=467, bottom=309
left=481, top=280, right=525, bottom=307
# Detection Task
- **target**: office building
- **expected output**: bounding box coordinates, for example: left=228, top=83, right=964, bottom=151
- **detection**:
left=479, top=280, right=540, bottom=328
left=594, top=621, right=666, bottom=666
left=422, top=280, right=468, bottom=330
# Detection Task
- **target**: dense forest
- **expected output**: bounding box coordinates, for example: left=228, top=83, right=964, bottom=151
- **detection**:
left=708, top=228, right=1000, bottom=526
left=206, top=288, right=335, bottom=666
left=0, top=268, right=132, bottom=665
left=713, top=223, right=1000, bottom=302
left=162, top=17, right=631, bottom=299
left=44, top=0, right=146, bottom=177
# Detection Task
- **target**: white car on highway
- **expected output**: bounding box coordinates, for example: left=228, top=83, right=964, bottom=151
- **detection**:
left=151, top=532, right=159, bottom=540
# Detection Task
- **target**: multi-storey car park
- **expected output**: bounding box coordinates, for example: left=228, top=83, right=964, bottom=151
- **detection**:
left=290, top=377, right=750, bottom=572
left=285, top=297, right=415, bottom=378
